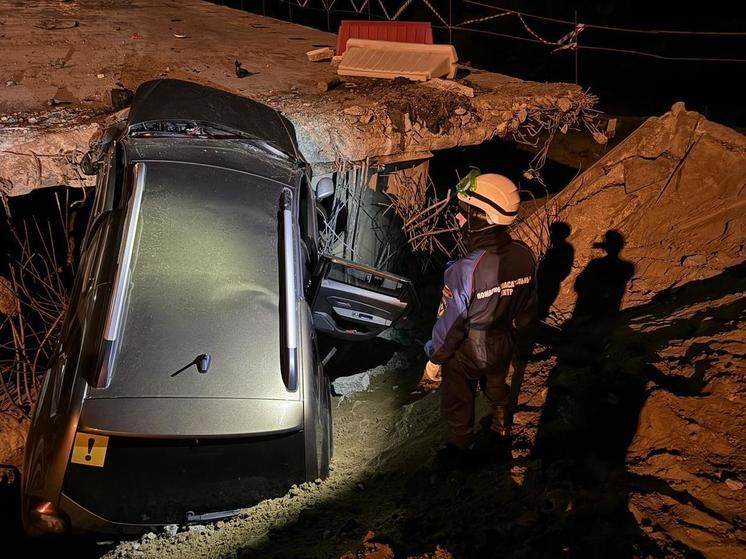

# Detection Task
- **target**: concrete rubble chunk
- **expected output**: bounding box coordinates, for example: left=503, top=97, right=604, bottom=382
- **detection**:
left=333, top=372, right=371, bottom=397
left=343, top=105, right=365, bottom=117
left=337, top=39, right=458, bottom=82
left=306, top=47, right=334, bottom=62
left=317, top=76, right=341, bottom=92
left=421, top=78, right=474, bottom=98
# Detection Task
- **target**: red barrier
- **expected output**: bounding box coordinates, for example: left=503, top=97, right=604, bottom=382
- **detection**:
left=336, top=20, right=433, bottom=56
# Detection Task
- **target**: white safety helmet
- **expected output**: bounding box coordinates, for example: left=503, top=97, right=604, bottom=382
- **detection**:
left=457, top=173, right=520, bottom=226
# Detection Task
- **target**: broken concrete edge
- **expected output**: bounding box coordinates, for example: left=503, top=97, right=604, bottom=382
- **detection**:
left=307, top=47, right=334, bottom=62
left=0, top=82, right=598, bottom=197
left=0, top=108, right=128, bottom=197
left=422, top=78, right=474, bottom=98
left=289, top=86, right=599, bottom=165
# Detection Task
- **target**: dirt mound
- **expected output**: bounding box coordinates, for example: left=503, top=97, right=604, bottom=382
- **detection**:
left=508, top=104, right=746, bottom=558
left=516, top=102, right=746, bottom=317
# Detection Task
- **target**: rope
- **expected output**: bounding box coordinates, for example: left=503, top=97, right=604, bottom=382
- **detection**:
left=458, top=11, right=512, bottom=27
left=515, top=12, right=560, bottom=45
left=464, top=0, right=746, bottom=36
left=442, top=24, right=555, bottom=46
left=577, top=44, right=746, bottom=64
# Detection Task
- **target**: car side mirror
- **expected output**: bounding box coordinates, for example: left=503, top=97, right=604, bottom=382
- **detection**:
left=316, top=177, right=334, bottom=202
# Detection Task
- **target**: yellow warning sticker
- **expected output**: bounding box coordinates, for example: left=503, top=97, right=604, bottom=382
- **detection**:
left=70, top=433, right=109, bottom=468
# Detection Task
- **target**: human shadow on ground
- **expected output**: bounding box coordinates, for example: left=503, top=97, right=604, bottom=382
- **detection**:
left=536, top=221, right=575, bottom=322
left=527, top=247, right=744, bottom=558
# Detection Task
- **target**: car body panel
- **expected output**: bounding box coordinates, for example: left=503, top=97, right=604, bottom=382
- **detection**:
left=78, top=398, right=304, bottom=438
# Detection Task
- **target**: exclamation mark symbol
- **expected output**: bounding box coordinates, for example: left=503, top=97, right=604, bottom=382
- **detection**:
left=85, top=438, right=95, bottom=462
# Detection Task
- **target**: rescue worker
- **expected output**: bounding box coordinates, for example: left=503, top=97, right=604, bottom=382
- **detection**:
left=423, top=173, right=537, bottom=458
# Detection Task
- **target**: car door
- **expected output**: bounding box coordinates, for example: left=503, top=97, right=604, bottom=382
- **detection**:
left=310, top=255, right=417, bottom=340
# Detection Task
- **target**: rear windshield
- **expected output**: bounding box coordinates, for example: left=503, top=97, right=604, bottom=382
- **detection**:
left=109, top=162, right=287, bottom=394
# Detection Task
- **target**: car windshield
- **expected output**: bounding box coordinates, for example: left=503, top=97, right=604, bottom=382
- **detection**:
left=102, top=161, right=291, bottom=400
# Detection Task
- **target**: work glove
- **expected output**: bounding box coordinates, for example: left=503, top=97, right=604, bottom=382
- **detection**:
left=422, top=360, right=442, bottom=383
left=410, top=360, right=442, bottom=398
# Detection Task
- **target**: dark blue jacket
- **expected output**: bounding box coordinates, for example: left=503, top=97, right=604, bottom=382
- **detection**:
left=425, top=229, right=536, bottom=368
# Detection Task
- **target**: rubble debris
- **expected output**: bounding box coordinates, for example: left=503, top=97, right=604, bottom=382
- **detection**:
left=338, top=39, right=458, bottom=81
left=591, top=130, right=608, bottom=144
left=234, top=60, right=254, bottom=78
left=343, top=105, right=366, bottom=117
left=606, top=117, right=618, bottom=138
left=341, top=531, right=454, bottom=559
left=317, top=76, right=342, bottom=92
left=163, top=524, right=179, bottom=538
left=0, top=117, right=102, bottom=196
left=46, top=98, right=69, bottom=106
left=421, top=78, right=474, bottom=98
left=340, top=531, right=394, bottom=559
left=111, top=87, right=134, bottom=110
left=332, top=372, right=371, bottom=397
left=307, top=47, right=334, bottom=62
left=0, top=413, right=27, bottom=468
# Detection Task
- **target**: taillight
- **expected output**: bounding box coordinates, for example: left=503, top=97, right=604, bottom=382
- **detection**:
left=27, top=499, right=69, bottom=535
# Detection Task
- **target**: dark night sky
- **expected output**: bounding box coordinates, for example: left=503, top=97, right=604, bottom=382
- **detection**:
left=229, top=0, right=746, bottom=127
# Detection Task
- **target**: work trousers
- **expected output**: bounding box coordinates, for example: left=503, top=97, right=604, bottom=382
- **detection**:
left=440, top=333, right=513, bottom=449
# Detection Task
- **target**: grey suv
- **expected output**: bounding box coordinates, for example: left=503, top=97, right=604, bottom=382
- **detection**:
left=22, top=80, right=415, bottom=535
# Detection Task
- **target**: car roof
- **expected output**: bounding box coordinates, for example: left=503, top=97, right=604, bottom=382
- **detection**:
left=126, top=79, right=301, bottom=160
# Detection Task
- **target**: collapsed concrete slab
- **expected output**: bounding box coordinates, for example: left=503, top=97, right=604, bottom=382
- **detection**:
left=515, top=102, right=746, bottom=315
left=0, top=0, right=599, bottom=197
